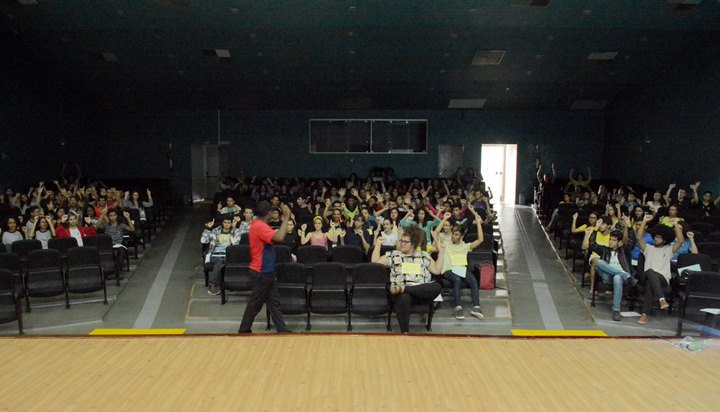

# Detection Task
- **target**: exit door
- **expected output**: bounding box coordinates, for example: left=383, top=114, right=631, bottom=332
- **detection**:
left=191, top=144, right=220, bottom=202
left=480, top=144, right=517, bottom=205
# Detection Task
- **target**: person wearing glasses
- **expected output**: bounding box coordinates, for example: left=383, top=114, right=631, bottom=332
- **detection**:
left=371, top=225, right=445, bottom=333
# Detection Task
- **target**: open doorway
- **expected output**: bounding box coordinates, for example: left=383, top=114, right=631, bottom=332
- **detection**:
left=480, top=144, right=517, bottom=205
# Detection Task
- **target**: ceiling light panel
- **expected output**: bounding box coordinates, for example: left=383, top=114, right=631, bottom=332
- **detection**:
left=472, top=50, right=506, bottom=65
left=448, top=99, right=487, bottom=109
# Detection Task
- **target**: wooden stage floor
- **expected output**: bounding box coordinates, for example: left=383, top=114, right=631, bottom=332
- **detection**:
left=1, top=334, right=719, bottom=411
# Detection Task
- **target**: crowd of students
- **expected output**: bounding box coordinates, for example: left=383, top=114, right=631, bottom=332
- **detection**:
left=200, top=167, right=495, bottom=326
left=1, top=179, right=154, bottom=263
left=537, top=164, right=720, bottom=324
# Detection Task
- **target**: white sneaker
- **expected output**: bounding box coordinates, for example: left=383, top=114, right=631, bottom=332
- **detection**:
left=470, top=306, right=484, bottom=319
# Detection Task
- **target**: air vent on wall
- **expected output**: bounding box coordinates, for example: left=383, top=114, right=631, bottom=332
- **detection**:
left=587, top=52, right=618, bottom=61
left=511, top=0, right=551, bottom=7
left=17, top=0, right=39, bottom=5
left=472, top=50, right=506, bottom=65
left=448, top=99, right=487, bottom=109
left=666, top=0, right=703, bottom=11
left=571, top=100, right=607, bottom=111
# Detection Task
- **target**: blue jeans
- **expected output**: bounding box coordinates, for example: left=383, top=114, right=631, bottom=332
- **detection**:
left=444, top=270, right=480, bottom=307
left=595, top=260, right=631, bottom=311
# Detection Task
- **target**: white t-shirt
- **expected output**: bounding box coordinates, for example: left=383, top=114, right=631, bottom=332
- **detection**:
left=69, top=227, right=84, bottom=247
left=643, top=245, right=674, bottom=281
left=381, top=231, right=398, bottom=246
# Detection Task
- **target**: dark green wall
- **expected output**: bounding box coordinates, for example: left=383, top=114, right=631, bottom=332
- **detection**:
left=604, top=41, right=720, bottom=194
left=94, top=109, right=605, bottom=201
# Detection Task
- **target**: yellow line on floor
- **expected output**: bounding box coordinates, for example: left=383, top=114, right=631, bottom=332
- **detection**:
left=512, top=330, right=608, bottom=337
left=89, top=329, right=186, bottom=336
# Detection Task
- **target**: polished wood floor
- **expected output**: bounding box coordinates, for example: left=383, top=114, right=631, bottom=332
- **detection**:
left=1, top=335, right=718, bottom=411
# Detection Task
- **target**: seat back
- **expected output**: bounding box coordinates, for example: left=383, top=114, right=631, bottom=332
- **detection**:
left=350, top=263, right=390, bottom=317
left=296, top=245, right=328, bottom=265
left=225, top=244, right=250, bottom=264
left=48, top=237, right=79, bottom=258
left=65, top=247, right=104, bottom=293
left=222, top=264, right=253, bottom=291
left=83, top=234, right=114, bottom=252
left=331, top=245, right=364, bottom=264
left=10, top=239, right=42, bottom=259
left=352, top=263, right=389, bottom=287
left=274, top=245, right=293, bottom=264
left=0, top=268, right=22, bottom=329
left=697, top=242, right=720, bottom=270
left=25, top=249, right=65, bottom=297
left=0, top=253, right=22, bottom=275
left=275, top=263, right=308, bottom=315
left=677, top=253, right=713, bottom=274
left=309, top=262, right=347, bottom=314
left=681, top=271, right=720, bottom=323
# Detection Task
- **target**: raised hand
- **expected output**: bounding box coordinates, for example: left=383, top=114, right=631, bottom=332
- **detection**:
left=669, top=183, right=676, bottom=189
left=338, top=188, right=347, bottom=197
left=300, top=223, right=307, bottom=232
left=572, top=212, right=579, bottom=220
left=375, top=236, right=385, bottom=246
left=206, top=218, right=215, bottom=229
left=643, top=214, right=653, bottom=222
left=280, top=203, right=291, bottom=218
left=217, top=202, right=223, bottom=211
left=84, top=216, right=92, bottom=224
left=443, top=212, right=451, bottom=220
left=686, top=231, right=695, bottom=239
left=123, top=211, right=131, bottom=220
left=146, top=189, right=152, bottom=197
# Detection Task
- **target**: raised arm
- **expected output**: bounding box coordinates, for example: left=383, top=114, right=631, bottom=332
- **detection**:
left=689, top=182, right=700, bottom=205
left=271, top=204, right=291, bottom=243
left=671, top=223, right=685, bottom=254
left=467, top=205, right=484, bottom=250
left=636, top=214, right=653, bottom=252
left=686, top=231, right=698, bottom=254
left=371, top=235, right=389, bottom=266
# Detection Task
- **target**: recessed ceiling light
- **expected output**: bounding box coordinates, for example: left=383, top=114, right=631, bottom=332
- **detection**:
left=348, top=31, right=354, bottom=37
left=582, top=9, right=592, bottom=15
left=348, top=50, right=355, bottom=55
left=101, top=52, right=119, bottom=62
left=526, top=70, right=533, bottom=75
left=534, top=54, right=544, bottom=60
left=468, top=8, right=477, bottom=13
left=250, top=33, right=257, bottom=39
left=545, top=35, right=554, bottom=41
left=450, top=32, right=458, bottom=38
left=215, top=49, right=231, bottom=58
left=440, top=69, right=446, bottom=74
left=505, top=87, right=511, bottom=91
left=257, top=52, right=263, bottom=57
left=348, top=5, right=356, bottom=12
left=230, top=8, right=239, bottom=14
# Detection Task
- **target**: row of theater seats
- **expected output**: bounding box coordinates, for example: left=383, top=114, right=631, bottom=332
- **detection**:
left=224, top=261, right=430, bottom=332
left=0, top=195, right=174, bottom=334
left=544, top=205, right=720, bottom=335
left=206, top=241, right=499, bottom=331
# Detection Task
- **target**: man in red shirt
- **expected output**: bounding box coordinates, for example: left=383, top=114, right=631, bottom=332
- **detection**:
left=238, top=201, right=292, bottom=333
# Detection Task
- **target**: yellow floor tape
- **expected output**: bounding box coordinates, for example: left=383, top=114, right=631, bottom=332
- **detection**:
left=89, top=329, right=186, bottom=336
left=512, top=330, right=608, bottom=337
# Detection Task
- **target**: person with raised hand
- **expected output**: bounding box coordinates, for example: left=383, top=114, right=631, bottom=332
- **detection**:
left=371, top=225, right=445, bottom=333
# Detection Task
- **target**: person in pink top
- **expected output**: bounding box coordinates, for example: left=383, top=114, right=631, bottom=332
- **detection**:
left=238, top=201, right=292, bottom=334
left=297, top=216, right=339, bottom=251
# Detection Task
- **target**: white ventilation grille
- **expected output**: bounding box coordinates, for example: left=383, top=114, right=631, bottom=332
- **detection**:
left=472, top=50, right=506, bottom=65
left=587, top=52, right=618, bottom=61
left=571, top=100, right=607, bottom=110
left=448, top=99, right=487, bottom=109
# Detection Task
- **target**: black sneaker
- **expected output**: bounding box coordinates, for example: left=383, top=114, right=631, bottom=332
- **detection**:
left=628, top=276, right=638, bottom=287
left=613, top=310, right=622, bottom=321
left=208, top=284, right=220, bottom=295
left=454, top=307, right=465, bottom=320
